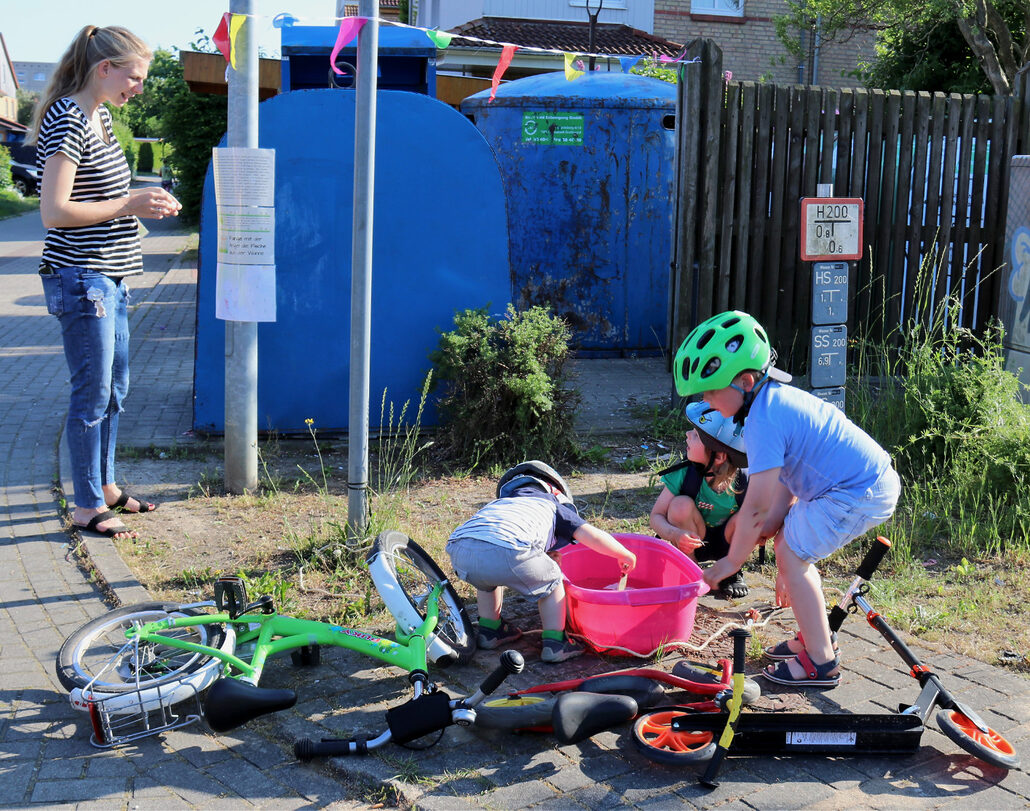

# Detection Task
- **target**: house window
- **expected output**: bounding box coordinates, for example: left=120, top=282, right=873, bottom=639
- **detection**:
left=569, top=0, right=628, bottom=9
left=691, top=0, right=744, bottom=17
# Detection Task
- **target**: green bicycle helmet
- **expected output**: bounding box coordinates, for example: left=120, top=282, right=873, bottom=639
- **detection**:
left=674, top=310, right=773, bottom=397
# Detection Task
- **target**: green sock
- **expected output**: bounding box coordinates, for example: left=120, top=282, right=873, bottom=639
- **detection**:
left=541, top=630, right=565, bottom=641
left=479, top=617, right=501, bottom=630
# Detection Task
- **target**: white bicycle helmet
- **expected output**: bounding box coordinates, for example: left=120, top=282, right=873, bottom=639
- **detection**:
left=496, top=460, right=575, bottom=507
left=685, top=401, right=748, bottom=469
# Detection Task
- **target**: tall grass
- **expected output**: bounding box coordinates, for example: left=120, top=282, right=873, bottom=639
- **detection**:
left=847, top=258, right=1030, bottom=561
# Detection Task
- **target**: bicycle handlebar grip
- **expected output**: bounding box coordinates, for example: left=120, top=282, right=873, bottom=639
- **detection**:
left=480, top=650, right=525, bottom=696
left=294, top=737, right=363, bottom=760
left=856, top=536, right=892, bottom=581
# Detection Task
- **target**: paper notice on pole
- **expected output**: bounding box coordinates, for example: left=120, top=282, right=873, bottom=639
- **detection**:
left=216, top=263, right=277, bottom=322
left=218, top=205, right=275, bottom=264
left=212, top=147, right=275, bottom=207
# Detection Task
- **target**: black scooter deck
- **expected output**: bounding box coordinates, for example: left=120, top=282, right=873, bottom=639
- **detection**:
left=671, top=710, right=924, bottom=756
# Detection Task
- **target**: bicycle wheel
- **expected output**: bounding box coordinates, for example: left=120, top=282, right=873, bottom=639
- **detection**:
left=474, top=695, right=556, bottom=730
left=56, top=602, right=227, bottom=693
left=632, top=709, right=717, bottom=765
left=935, top=709, right=1020, bottom=771
left=367, top=531, right=476, bottom=666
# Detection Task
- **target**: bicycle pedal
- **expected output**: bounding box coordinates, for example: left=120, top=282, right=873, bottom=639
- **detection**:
left=214, top=576, right=249, bottom=619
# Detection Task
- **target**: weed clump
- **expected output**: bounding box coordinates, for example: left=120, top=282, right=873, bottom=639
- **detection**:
left=431, top=305, right=580, bottom=471
left=850, top=311, right=1030, bottom=558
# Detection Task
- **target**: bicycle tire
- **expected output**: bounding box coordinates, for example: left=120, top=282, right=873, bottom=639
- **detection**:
left=56, top=602, right=227, bottom=693
left=935, top=709, right=1020, bottom=771
left=632, top=709, right=717, bottom=765
left=474, top=695, right=556, bottom=730
left=367, top=531, right=476, bottom=666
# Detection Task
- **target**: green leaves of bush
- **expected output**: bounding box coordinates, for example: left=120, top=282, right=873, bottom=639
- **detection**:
left=431, top=305, right=580, bottom=470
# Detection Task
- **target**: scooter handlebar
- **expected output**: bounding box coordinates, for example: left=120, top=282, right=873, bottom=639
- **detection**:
left=856, top=536, right=892, bottom=582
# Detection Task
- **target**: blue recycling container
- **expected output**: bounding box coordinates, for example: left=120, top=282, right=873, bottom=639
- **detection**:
left=462, top=72, right=677, bottom=354
left=193, top=89, right=511, bottom=433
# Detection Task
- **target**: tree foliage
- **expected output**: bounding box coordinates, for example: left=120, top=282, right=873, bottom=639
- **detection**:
left=776, top=0, right=1029, bottom=94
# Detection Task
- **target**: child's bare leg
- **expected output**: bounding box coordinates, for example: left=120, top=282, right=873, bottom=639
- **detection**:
left=667, top=496, right=707, bottom=551
left=777, top=542, right=838, bottom=673
left=477, top=587, right=504, bottom=622
left=538, top=582, right=567, bottom=632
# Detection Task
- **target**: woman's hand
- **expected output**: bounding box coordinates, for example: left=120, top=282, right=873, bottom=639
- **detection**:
left=129, top=187, right=182, bottom=219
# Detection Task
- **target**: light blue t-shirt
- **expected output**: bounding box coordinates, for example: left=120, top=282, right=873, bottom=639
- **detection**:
left=745, top=382, right=891, bottom=501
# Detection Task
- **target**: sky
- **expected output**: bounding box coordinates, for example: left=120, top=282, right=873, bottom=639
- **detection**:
left=1, top=1, right=345, bottom=63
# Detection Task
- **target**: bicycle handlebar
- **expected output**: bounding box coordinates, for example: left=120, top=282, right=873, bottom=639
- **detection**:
left=699, top=627, right=749, bottom=788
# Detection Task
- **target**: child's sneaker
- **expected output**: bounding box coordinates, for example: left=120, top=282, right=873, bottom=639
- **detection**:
left=541, top=636, right=585, bottom=663
left=477, top=620, right=522, bottom=649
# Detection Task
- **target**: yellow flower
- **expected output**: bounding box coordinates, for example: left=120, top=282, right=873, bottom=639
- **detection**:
left=305, top=418, right=314, bottom=426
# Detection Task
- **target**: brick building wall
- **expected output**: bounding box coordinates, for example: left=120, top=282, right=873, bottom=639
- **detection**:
left=655, top=0, right=877, bottom=88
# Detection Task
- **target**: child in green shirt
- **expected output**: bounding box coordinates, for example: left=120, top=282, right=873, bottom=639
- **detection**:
left=649, top=402, right=750, bottom=598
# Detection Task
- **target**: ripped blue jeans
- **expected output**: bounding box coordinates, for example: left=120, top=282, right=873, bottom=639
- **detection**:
left=40, top=266, right=129, bottom=510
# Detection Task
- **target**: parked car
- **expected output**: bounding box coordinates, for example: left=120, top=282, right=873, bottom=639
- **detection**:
left=7, top=144, right=41, bottom=196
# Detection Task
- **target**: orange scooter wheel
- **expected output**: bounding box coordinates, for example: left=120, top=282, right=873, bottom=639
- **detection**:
left=632, top=709, right=717, bottom=765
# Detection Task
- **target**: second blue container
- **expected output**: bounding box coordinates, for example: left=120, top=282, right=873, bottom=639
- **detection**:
left=463, top=72, right=677, bottom=354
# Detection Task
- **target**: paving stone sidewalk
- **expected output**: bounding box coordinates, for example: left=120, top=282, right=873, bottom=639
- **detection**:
left=1, top=205, right=1028, bottom=809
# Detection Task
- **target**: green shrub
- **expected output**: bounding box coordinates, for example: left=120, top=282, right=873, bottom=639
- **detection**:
left=137, top=141, right=154, bottom=173
left=431, top=305, right=580, bottom=470
left=0, top=145, right=11, bottom=190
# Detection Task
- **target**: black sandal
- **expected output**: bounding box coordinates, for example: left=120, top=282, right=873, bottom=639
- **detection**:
left=718, top=570, right=749, bottom=599
left=74, top=510, right=137, bottom=539
left=110, top=492, right=158, bottom=513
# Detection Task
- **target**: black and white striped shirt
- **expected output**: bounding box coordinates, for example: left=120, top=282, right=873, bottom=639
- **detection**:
left=38, top=98, right=142, bottom=276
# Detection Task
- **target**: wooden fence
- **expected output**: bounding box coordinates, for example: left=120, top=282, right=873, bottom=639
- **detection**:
left=670, top=39, right=1030, bottom=365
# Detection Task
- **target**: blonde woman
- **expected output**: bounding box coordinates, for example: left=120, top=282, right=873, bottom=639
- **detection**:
left=30, top=26, right=181, bottom=540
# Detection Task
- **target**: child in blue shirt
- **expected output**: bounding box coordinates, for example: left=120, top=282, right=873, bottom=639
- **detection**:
left=650, top=401, right=750, bottom=598
left=674, top=311, right=900, bottom=688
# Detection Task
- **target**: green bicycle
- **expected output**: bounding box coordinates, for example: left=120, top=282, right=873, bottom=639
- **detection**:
left=56, top=531, right=523, bottom=751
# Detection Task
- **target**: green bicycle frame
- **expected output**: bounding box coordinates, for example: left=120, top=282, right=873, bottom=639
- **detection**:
left=126, top=583, right=444, bottom=685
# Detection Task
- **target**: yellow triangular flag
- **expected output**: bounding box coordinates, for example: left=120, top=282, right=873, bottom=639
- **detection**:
left=564, top=52, right=585, bottom=81
left=229, top=13, right=246, bottom=70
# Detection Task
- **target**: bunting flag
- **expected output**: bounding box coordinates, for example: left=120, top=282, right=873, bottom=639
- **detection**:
left=210, top=12, right=697, bottom=85
left=229, top=13, right=246, bottom=69
left=212, top=13, right=231, bottom=65
left=564, top=52, right=585, bottom=81
left=330, top=17, right=368, bottom=75
left=659, top=46, right=688, bottom=64
left=489, top=45, right=518, bottom=102
left=618, top=55, right=644, bottom=73
left=425, top=29, right=453, bottom=49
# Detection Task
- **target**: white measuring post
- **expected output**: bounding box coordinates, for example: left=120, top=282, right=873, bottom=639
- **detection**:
left=803, top=185, right=863, bottom=410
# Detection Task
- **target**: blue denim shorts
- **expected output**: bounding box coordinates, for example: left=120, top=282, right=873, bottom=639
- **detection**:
left=783, top=466, right=901, bottom=563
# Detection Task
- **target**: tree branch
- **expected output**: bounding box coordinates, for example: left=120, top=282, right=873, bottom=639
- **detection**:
left=956, top=14, right=1010, bottom=94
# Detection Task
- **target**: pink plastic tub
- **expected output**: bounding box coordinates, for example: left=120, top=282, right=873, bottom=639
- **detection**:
left=559, top=533, right=710, bottom=656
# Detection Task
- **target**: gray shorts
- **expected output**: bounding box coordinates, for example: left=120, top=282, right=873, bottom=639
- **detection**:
left=447, top=537, right=563, bottom=599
